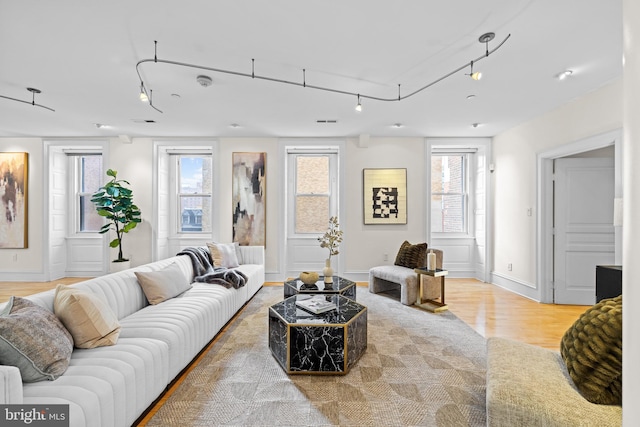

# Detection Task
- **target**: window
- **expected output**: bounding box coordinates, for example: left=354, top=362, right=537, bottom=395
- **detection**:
left=176, top=155, right=212, bottom=233
left=431, top=154, right=467, bottom=233
left=74, top=154, right=103, bottom=232
left=294, top=155, right=331, bottom=233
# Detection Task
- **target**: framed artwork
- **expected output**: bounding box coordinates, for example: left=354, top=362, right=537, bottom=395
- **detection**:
left=232, top=152, right=266, bottom=246
left=0, top=152, right=28, bottom=248
left=363, top=168, right=407, bottom=225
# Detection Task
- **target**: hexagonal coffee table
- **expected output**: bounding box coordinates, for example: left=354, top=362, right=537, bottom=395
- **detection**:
left=269, top=294, right=367, bottom=375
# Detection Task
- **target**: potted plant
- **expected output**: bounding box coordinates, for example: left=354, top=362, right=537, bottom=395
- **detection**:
left=91, top=169, right=142, bottom=268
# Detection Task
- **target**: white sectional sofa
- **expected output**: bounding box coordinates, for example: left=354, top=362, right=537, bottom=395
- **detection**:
left=0, top=245, right=265, bottom=427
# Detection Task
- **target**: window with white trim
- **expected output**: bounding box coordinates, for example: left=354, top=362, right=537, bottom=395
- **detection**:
left=172, top=155, right=213, bottom=233
left=70, top=154, right=103, bottom=233
left=431, top=153, right=468, bottom=233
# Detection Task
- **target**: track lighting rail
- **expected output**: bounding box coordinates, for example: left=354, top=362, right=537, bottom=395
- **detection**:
left=136, top=33, right=510, bottom=113
left=0, top=87, right=55, bottom=112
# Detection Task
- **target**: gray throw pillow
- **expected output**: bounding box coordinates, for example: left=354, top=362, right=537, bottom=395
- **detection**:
left=0, top=296, right=74, bottom=382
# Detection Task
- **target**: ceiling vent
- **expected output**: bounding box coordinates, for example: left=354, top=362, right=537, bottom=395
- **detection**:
left=196, top=75, right=213, bottom=87
left=316, top=119, right=338, bottom=124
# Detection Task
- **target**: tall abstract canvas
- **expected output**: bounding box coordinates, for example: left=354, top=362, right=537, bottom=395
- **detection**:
left=0, top=152, right=28, bottom=248
left=232, top=152, right=266, bottom=246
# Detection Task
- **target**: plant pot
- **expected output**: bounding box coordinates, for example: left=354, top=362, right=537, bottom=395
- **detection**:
left=110, top=260, right=131, bottom=273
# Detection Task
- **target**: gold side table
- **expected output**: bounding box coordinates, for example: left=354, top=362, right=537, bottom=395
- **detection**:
left=414, top=268, right=449, bottom=312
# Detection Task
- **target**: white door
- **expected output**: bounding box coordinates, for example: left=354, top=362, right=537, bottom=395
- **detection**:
left=48, top=148, right=68, bottom=280
left=554, top=157, right=615, bottom=305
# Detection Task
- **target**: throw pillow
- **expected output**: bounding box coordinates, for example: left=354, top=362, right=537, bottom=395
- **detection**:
left=207, top=242, right=240, bottom=268
left=394, top=240, right=428, bottom=269
left=0, top=296, right=73, bottom=382
left=54, top=284, right=121, bottom=349
left=135, top=262, right=192, bottom=305
left=560, top=295, right=622, bottom=405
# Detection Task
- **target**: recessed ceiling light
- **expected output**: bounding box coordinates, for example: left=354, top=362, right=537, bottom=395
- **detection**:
left=557, top=70, right=573, bottom=80
left=229, top=123, right=241, bottom=128
left=472, top=123, right=481, bottom=128
left=171, top=93, right=181, bottom=98
left=466, top=94, right=476, bottom=100
left=94, top=123, right=110, bottom=129
left=392, top=123, right=403, bottom=128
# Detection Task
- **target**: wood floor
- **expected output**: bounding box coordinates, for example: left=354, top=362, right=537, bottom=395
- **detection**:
left=0, top=277, right=588, bottom=350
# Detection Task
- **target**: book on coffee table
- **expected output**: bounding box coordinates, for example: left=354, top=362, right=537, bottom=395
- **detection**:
left=295, top=295, right=336, bottom=314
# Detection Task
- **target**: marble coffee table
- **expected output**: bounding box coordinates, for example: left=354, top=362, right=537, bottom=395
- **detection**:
left=268, top=294, right=367, bottom=375
left=283, top=275, right=357, bottom=300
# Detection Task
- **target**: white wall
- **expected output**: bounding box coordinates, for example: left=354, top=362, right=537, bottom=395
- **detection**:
left=491, top=79, right=623, bottom=297
left=623, top=0, right=640, bottom=422
left=343, top=137, right=427, bottom=279
left=0, top=139, right=45, bottom=280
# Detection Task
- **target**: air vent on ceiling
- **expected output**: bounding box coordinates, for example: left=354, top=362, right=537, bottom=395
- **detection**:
left=316, top=119, right=338, bottom=124
left=132, top=119, right=157, bottom=123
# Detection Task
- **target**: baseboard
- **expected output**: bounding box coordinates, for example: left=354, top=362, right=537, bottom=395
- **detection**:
left=0, top=272, right=48, bottom=282
left=491, top=272, right=541, bottom=302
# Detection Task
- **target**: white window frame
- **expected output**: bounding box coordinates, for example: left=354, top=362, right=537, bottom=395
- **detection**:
left=169, top=153, right=213, bottom=235
left=286, top=147, right=339, bottom=238
left=430, top=149, right=474, bottom=238
left=67, top=151, right=103, bottom=235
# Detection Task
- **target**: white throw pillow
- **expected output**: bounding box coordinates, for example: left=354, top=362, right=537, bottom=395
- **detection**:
left=54, top=284, right=121, bottom=349
left=135, top=262, right=192, bottom=304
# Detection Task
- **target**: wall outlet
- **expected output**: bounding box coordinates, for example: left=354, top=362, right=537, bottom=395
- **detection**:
left=507, top=263, right=512, bottom=271
left=12, top=253, right=17, bottom=262
left=383, top=253, right=388, bottom=262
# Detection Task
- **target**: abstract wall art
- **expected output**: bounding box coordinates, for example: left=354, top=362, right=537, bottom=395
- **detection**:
left=363, top=168, right=407, bottom=225
left=0, top=152, right=28, bottom=248
left=232, top=152, right=266, bottom=246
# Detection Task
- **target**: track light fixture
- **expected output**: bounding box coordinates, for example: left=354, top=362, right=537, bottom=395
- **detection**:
left=136, top=32, right=509, bottom=113
left=0, top=87, right=55, bottom=112
left=355, top=95, right=362, bottom=112
left=468, top=61, right=482, bottom=81
left=139, top=82, right=149, bottom=102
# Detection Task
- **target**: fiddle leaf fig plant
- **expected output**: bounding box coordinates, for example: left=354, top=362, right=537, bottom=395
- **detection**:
left=91, top=169, right=142, bottom=262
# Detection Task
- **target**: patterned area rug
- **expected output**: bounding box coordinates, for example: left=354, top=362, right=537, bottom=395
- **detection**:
left=147, top=286, right=486, bottom=426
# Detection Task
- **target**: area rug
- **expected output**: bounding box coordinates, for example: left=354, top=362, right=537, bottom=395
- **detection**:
left=147, top=286, right=487, bottom=426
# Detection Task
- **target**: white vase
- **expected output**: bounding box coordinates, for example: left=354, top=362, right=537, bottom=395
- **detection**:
left=110, top=260, right=131, bottom=273
left=323, top=259, right=334, bottom=284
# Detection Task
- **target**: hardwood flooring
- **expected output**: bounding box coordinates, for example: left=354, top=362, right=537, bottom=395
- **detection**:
left=0, top=277, right=588, bottom=350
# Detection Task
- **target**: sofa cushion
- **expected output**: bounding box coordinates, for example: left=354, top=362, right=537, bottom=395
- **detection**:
left=0, top=296, right=73, bottom=382
left=560, top=295, right=622, bottom=405
left=394, top=240, right=427, bottom=269
left=135, top=262, right=192, bottom=305
left=207, top=242, right=240, bottom=268
left=54, top=284, right=121, bottom=349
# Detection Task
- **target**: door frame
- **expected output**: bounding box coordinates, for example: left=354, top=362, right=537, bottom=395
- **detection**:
left=537, top=129, right=622, bottom=303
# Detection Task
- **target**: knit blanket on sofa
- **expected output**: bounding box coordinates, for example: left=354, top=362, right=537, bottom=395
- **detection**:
left=177, top=247, right=247, bottom=289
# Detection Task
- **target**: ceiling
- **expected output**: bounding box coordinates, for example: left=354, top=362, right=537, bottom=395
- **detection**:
left=0, top=0, right=622, bottom=139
